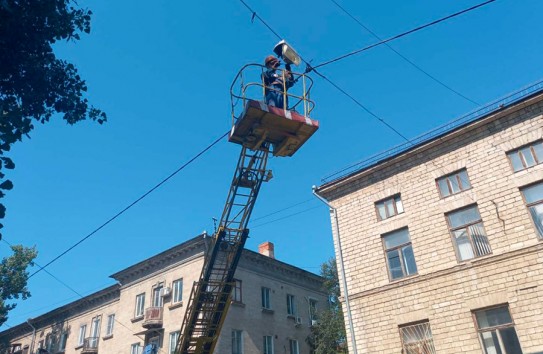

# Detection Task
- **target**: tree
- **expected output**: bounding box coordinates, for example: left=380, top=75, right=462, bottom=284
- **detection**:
left=0, top=0, right=106, bottom=233
left=0, top=0, right=104, bottom=325
left=0, top=245, right=37, bottom=327
left=307, top=258, right=348, bottom=354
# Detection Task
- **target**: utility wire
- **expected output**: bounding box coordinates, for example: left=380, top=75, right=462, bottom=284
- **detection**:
left=239, top=0, right=410, bottom=142
left=314, top=0, right=497, bottom=69
left=2, top=238, right=84, bottom=297
left=330, top=0, right=479, bottom=106
left=28, top=130, right=230, bottom=279
left=2, top=238, right=168, bottom=353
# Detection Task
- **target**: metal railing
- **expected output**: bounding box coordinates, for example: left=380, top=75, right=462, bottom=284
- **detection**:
left=321, top=79, right=543, bottom=184
left=82, top=337, right=99, bottom=353
left=230, top=63, right=316, bottom=127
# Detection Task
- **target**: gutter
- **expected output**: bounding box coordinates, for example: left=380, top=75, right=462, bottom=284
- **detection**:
left=312, top=186, right=358, bottom=354
left=26, top=319, right=36, bottom=354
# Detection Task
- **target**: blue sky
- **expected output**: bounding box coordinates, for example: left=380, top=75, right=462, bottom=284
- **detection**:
left=3, top=0, right=543, bottom=328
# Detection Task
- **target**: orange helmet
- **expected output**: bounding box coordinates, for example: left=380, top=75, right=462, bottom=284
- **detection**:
left=264, top=55, right=279, bottom=67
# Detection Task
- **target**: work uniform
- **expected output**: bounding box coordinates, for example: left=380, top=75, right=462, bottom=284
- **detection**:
left=262, top=67, right=295, bottom=109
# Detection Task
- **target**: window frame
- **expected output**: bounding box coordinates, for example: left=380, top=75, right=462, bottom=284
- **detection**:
left=308, top=298, right=318, bottom=323
left=130, top=343, right=141, bottom=354
left=381, top=228, right=418, bottom=281
left=105, top=314, right=115, bottom=336
left=289, top=339, right=299, bottom=354
left=172, top=278, right=183, bottom=304
left=263, top=335, right=274, bottom=354
left=261, top=287, right=271, bottom=310
left=446, top=204, right=492, bottom=262
left=152, top=282, right=164, bottom=308
left=472, top=305, right=523, bottom=354
left=286, top=294, right=296, bottom=316
left=507, top=140, right=543, bottom=172
left=520, top=181, right=543, bottom=239
left=78, top=324, right=87, bottom=346
left=232, top=279, right=242, bottom=303
left=169, top=331, right=180, bottom=354
left=398, top=320, right=436, bottom=354
left=232, top=329, right=243, bottom=354
left=135, top=293, right=146, bottom=318
left=375, top=194, right=404, bottom=221
left=436, top=169, right=472, bottom=198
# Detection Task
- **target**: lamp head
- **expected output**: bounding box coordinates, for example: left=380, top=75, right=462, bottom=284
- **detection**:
left=273, top=40, right=301, bottom=66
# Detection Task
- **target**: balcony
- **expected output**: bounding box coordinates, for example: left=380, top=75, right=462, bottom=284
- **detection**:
left=142, top=306, right=163, bottom=328
left=81, top=337, right=99, bottom=354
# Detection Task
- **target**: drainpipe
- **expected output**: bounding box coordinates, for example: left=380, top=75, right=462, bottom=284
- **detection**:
left=312, top=186, right=358, bottom=354
left=26, top=318, right=36, bottom=354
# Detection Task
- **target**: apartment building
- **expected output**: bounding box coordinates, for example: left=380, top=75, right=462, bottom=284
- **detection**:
left=1, top=235, right=326, bottom=354
left=316, top=85, right=543, bottom=353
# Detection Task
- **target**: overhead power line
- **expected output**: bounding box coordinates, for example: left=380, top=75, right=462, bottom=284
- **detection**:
left=28, top=130, right=230, bottom=279
left=314, top=0, right=497, bottom=69
left=330, top=0, right=480, bottom=106
left=239, top=0, right=409, bottom=142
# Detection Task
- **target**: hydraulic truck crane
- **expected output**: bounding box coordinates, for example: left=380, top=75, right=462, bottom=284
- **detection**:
left=174, top=41, right=319, bottom=354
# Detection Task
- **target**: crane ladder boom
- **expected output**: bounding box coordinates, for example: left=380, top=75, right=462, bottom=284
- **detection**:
left=175, top=144, right=270, bottom=354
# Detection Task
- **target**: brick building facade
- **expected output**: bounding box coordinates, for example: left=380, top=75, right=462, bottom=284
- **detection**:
left=1, top=235, right=326, bottom=354
left=316, top=88, right=543, bottom=353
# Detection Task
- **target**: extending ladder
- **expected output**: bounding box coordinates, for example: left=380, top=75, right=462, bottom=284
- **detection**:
left=175, top=144, right=271, bottom=354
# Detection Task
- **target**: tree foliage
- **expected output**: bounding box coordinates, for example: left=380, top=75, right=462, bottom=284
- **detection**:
left=0, top=245, right=37, bottom=327
left=307, top=258, right=348, bottom=354
left=0, top=0, right=106, bottom=236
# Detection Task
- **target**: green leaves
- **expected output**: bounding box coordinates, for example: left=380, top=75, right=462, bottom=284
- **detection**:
left=0, top=0, right=103, bottom=325
left=0, top=245, right=38, bottom=326
left=306, top=258, right=348, bottom=354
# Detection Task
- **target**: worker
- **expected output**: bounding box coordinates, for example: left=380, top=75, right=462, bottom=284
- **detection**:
left=143, top=343, right=157, bottom=354
left=262, top=55, right=295, bottom=109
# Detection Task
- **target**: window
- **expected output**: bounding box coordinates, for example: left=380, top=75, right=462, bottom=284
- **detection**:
left=507, top=140, right=543, bottom=172
left=232, top=330, right=243, bottom=354
left=309, top=299, right=318, bottom=324
left=436, top=169, right=471, bottom=198
left=447, top=205, right=491, bottom=261
left=474, top=306, right=523, bottom=353
left=399, top=321, right=436, bottom=354
left=89, top=315, right=101, bottom=348
left=289, top=339, right=299, bottom=354
left=261, top=287, right=271, bottom=309
left=232, top=279, right=242, bottom=303
left=375, top=195, right=404, bottom=220
left=169, top=331, right=179, bottom=354
left=130, top=343, right=142, bottom=354
left=521, top=182, right=543, bottom=237
left=153, top=283, right=164, bottom=307
left=263, top=336, right=274, bottom=354
left=382, top=228, right=417, bottom=280
left=106, top=314, right=115, bottom=336
left=135, top=293, right=145, bottom=318
left=59, top=332, right=68, bottom=351
left=286, top=294, right=296, bottom=316
left=172, top=279, right=183, bottom=304
left=78, top=324, right=87, bottom=346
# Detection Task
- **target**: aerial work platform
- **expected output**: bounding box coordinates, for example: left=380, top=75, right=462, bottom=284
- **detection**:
left=228, top=63, right=318, bottom=157
left=229, top=99, right=319, bottom=157
left=176, top=58, right=318, bottom=354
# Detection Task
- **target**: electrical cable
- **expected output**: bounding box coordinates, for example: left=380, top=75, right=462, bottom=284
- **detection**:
left=251, top=198, right=314, bottom=222
left=239, top=0, right=410, bottom=142
left=330, top=0, right=480, bottom=106
left=2, top=238, right=84, bottom=297
left=2, top=238, right=168, bottom=353
left=28, top=130, right=230, bottom=279
left=314, top=0, right=497, bottom=69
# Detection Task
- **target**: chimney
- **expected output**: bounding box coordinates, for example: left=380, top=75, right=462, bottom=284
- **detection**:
left=258, top=241, right=275, bottom=259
